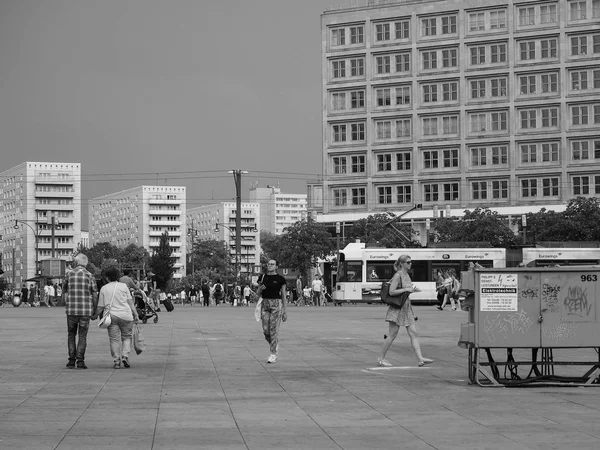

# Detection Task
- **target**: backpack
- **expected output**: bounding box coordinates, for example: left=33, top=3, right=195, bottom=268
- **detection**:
left=215, top=284, right=222, bottom=293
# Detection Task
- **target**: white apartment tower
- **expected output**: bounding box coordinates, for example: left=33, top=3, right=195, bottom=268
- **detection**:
left=89, top=186, right=187, bottom=279
left=248, top=184, right=307, bottom=235
left=1, top=162, right=82, bottom=287
left=187, top=202, right=260, bottom=276
left=318, top=0, right=600, bottom=228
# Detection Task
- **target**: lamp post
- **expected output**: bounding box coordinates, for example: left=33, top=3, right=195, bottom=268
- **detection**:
left=227, top=169, right=248, bottom=281
left=214, top=222, right=257, bottom=281
left=14, top=219, right=41, bottom=281
left=187, top=219, right=198, bottom=275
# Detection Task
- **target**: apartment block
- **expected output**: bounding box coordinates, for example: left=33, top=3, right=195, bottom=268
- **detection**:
left=318, top=0, right=600, bottom=229
left=249, top=184, right=307, bottom=235
left=187, top=202, right=260, bottom=276
left=1, top=162, right=82, bottom=287
left=89, top=186, right=187, bottom=279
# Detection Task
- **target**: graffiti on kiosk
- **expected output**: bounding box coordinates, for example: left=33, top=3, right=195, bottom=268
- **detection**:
left=519, top=288, right=538, bottom=300
left=564, top=286, right=592, bottom=318
left=543, top=322, right=577, bottom=342
left=542, top=283, right=561, bottom=313
left=484, top=309, right=533, bottom=343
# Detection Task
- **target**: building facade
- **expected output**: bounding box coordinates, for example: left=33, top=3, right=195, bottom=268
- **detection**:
left=249, top=184, right=307, bottom=235
left=187, top=202, right=260, bottom=277
left=89, top=186, right=187, bottom=279
left=1, top=162, right=82, bottom=288
left=318, top=0, right=600, bottom=233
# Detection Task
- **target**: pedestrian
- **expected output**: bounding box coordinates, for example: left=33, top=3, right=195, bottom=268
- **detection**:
left=311, top=275, right=323, bottom=306
left=435, top=269, right=446, bottom=309
left=201, top=280, right=210, bottom=307
left=302, top=286, right=311, bottom=306
left=180, top=288, right=187, bottom=306
left=94, top=267, right=139, bottom=369
left=378, top=254, right=433, bottom=368
left=295, top=275, right=302, bottom=306
left=44, top=281, right=55, bottom=307
left=62, top=254, right=98, bottom=369
left=257, top=260, right=288, bottom=364
left=243, top=284, right=251, bottom=306
left=21, top=283, right=29, bottom=306
left=189, top=285, right=198, bottom=305
left=119, top=269, right=139, bottom=291
left=212, top=279, right=224, bottom=305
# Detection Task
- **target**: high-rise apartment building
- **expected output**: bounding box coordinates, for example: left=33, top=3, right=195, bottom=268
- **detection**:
left=249, top=184, right=307, bottom=235
left=89, top=186, right=187, bottom=278
left=1, top=162, right=82, bottom=287
left=317, top=0, right=600, bottom=232
left=187, top=202, right=260, bottom=276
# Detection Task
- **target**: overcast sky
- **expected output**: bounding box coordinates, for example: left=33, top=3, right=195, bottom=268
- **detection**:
left=0, top=0, right=346, bottom=210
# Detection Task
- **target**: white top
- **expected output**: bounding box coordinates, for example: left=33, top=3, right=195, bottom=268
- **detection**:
left=312, top=279, right=322, bottom=292
left=98, top=281, right=134, bottom=321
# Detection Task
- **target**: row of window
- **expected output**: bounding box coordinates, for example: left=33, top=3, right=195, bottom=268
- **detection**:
left=329, top=35, right=600, bottom=81
left=330, top=175, right=600, bottom=207
left=329, top=105, right=600, bottom=144
left=328, top=1, right=600, bottom=49
left=330, top=139, right=600, bottom=176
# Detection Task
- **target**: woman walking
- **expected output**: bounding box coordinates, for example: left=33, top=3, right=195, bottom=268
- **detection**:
left=95, top=267, right=139, bottom=369
left=378, top=255, right=433, bottom=367
left=257, top=260, right=287, bottom=364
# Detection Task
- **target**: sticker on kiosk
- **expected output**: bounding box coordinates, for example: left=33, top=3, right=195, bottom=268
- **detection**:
left=479, top=273, right=518, bottom=311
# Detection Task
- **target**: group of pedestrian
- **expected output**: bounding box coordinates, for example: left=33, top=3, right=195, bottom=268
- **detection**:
left=62, top=254, right=139, bottom=370
left=435, top=268, right=461, bottom=311
left=292, top=275, right=328, bottom=307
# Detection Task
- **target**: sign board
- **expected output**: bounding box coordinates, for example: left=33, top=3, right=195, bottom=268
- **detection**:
left=480, top=273, right=518, bottom=311
left=41, top=259, right=66, bottom=278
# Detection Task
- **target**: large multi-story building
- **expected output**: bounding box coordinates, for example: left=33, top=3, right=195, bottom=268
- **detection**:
left=187, top=202, right=260, bottom=277
left=249, top=184, right=307, bottom=235
left=316, top=0, right=600, bottom=237
left=89, top=186, right=187, bottom=278
left=1, top=162, right=82, bottom=287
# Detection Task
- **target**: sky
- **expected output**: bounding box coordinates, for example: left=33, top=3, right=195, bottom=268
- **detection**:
left=0, top=0, right=347, bottom=212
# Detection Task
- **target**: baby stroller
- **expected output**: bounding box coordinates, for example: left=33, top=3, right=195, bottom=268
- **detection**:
left=134, top=290, right=159, bottom=324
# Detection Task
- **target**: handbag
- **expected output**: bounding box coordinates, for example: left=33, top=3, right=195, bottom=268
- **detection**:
left=98, top=284, right=117, bottom=329
left=381, top=279, right=410, bottom=309
left=133, top=323, right=146, bottom=355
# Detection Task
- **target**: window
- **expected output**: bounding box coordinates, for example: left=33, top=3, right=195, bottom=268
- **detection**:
left=471, top=113, right=487, bottom=132
left=443, top=149, right=459, bottom=168
left=572, top=105, right=589, bottom=125
left=376, top=121, right=392, bottom=139
left=395, top=53, right=411, bottom=73
left=521, top=177, right=559, bottom=197
left=374, top=118, right=411, bottom=140
left=541, top=73, right=558, bottom=93
left=396, top=119, right=411, bottom=138
left=472, top=181, right=488, bottom=200
left=490, top=10, right=507, bottom=29
left=471, top=147, right=487, bottom=166
left=469, top=77, right=508, bottom=100
left=573, top=176, right=590, bottom=195
left=570, top=1, right=588, bottom=20
left=542, top=142, right=559, bottom=162
left=491, top=78, right=508, bottom=97
left=541, top=108, right=558, bottom=127
left=519, top=7, right=535, bottom=26
left=332, top=60, right=345, bottom=78
left=541, top=5, right=558, bottom=23
left=351, top=187, right=366, bottom=205
left=441, top=15, right=457, bottom=34
left=423, top=117, right=438, bottom=136
left=423, top=84, right=438, bottom=103
left=351, top=123, right=365, bottom=140
left=333, top=156, right=347, bottom=174
left=492, top=146, right=508, bottom=165
left=378, top=186, right=392, bottom=204
left=396, top=185, right=412, bottom=203
left=350, top=58, right=364, bottom=76
left=377, top=153, right=392, bottom=171
left=350, top=26, right=364, bottom=44
left=332, top=122, right=365, bottom=142
left=376, top=88, right=391, bottom=107
left=521, top=179, right=538, bottom=197
left=521, top=144, right=538, bottom=163
left=376, top=23, right=391, bottom=41
left=442, top=116, right=458, bottom=135
left=331, top=28, right=345, bottom=46
left=492, top=180, right=508, bottom=199
left=491, top=44, right=507, bottom=63
left=333, top=124, right=347, bottom=142
left=572, top=140, right=590, bottom=160
left=351, top=91, right=365, bottom=109
left=520, top=75, right=536, bottom=95
left=469, top=12, right=485, bottom=31
left=422, top=51, right=437, bottom=70
left=422, top=18, right=436, bottom=36
left=424, top=184, right=439, bottom=201
left=333, top=189, right=347, bottom=206
left=395, top=20, right=410, bottom=39
left=444, top=183, right=459, bottom=201
left=396, top=86, right=411, bottom=105
left=442, top=82, right=458, bottom=101
left=471, top=80, right=486, bottom=98
left=542, top=178, right=559, bottom=196
left=351, top=155, right=365, bottom=173
left=571, top=36, right=588, bottom=56
left=396, top=152, right=411, bottom=170
left=541, top=39, right=557, bottom=58
left=491, top=112, right=507, bottom=131
left=520, top=41, right=535, bottom=60
left=423, top=150, right=439, bottom=169
left=332, top=92, right=346, bottom=111
left=471, top=46, right=485, bottom=65
left=442, top=48, right=458, bottom=68
left=376, top=56, right=391, bottom=74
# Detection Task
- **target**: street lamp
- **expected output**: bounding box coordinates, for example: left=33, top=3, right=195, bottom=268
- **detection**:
left=187, top=219, right=199, bottom=275
left=14, top=219, right=41, bottom=280
left=214, top=222, right=257, bottom=280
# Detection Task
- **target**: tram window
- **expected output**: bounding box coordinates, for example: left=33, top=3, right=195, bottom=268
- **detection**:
left=339, top=261, right=362, bottom=282
left=367, top=262, right=395, bottom=281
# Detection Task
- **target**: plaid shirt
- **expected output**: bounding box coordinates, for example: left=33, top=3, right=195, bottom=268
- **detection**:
left=63, top=266, right=98, bottom=316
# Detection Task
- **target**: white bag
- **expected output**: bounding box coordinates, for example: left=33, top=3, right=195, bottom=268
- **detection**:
left=254, top=297, right=263, bottom=322
left=98, top=284, right=117, bottom=329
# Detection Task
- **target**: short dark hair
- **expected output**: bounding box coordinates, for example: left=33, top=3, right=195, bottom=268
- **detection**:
left=105, top=267, right=121, bottom=282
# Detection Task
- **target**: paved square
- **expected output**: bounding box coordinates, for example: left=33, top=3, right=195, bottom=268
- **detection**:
left=1, top=304, right=599, bottom=449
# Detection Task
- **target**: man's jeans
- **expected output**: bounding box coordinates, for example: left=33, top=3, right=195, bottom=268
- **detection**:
left=67, top=315, right=91, bottom=363
left=107, top=315, right=134, bottom=362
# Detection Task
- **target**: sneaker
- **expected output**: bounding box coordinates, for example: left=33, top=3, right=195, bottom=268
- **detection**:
left=377, top=358, right=392, bottom=367
left=76, top=362, right=88, bottom=370
left=66, top=361, right=76, bottom=369
left=436, top=306, right=443, bottom=311
left=113, top=361, right=121, bottom=369
left=267, top=354, right=277, bottom=364
left=122, top=357, right=130, bottom=369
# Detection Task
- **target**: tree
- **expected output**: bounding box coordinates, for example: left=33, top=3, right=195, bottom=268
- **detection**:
left=259, top=231, right=283, bottom=266
left=276, top=218, right=336, bottom=278
left=120, top=244, right=151, bottom=272
left=79, top=242, right=121, bottom=271
left=345, top=213, right=420, bottom=248
left=432, top=207, right=517, bottom=247
left=0, top=276, right=8, bottom=293
left=150, top=232, right=176, bottom=285
left=188, top=238, right=232, bottom=281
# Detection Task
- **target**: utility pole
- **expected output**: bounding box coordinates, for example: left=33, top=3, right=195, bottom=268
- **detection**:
left=229, top=169, right=248, bottom=281
left=50, top=214, right=58, bottom=258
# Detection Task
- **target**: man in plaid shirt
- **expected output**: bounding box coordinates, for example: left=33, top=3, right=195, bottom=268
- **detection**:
left=63, top=253, right=98, bottom=369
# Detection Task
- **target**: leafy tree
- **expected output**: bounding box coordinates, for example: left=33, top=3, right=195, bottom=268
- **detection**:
left=345, top=213, right=420, bottom=248
left=276, top=218, right=336, bottom=278
left=79, top=242, right=121, bottom=270
left=432, top=207, right=517, bottom=247
left=188, top=238, right=232, bottom=281
left=259, top=231, right=283, bottom=265
left=120, top=243, right=151, bottom=272
left=0, top=276, right=8, bottom=293
left=150, top=232, right=176, bottom=285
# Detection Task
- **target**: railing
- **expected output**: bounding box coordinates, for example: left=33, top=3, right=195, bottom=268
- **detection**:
left=325, top=0, right=422, bottom=12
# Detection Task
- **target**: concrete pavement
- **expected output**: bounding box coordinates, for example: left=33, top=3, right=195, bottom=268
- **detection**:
left=1, top=303, right=599, bottom=450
